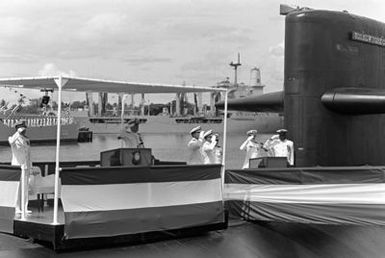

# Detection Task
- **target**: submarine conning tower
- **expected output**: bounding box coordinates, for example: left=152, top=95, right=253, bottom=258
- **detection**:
left=285, top=9, right=385, bottom=166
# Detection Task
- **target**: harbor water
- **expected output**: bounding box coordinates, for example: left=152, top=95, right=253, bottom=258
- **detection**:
left=0, top=133, right=273, bottom=169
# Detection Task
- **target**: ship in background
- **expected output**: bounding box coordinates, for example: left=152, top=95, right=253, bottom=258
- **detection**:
left=0, top=114, right=79, bottom=144
left=0, top=89, right=79, bottom=144
left=75, top=56, right=283, bottom=134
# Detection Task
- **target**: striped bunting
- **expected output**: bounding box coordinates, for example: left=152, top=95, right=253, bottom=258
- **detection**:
left=0, top=166, right=20, bottom=233
left=61, top=165, right=224, bottom=239
left=225, top=167, right=385, bottom=225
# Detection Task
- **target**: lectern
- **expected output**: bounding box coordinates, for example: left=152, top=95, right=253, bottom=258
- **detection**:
left=249, top=157, right=287, bottom=168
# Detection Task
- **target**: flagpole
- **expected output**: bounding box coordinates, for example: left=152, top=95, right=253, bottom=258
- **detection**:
left=221, top=90, right=229, bottom=187
left=120, top=94, right=127, bottom=148
left=52, top=75, right=68, bottom=225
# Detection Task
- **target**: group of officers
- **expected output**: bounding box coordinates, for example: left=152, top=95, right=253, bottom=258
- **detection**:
left=239, top=128, right=294, bottom=169
left=187, top=126, right=222, bottom=165
left=6, top=118, right=146, bottom=215
left=7, top=117, right=294, bottom=215
left=187, top=126, right=294, bottom=168
left=7, top=118, right=295, bottom=214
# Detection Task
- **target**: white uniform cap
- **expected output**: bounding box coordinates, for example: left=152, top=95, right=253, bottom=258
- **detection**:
left=247, top=129, right=258, bottom=136
left=276, top=129, right=288, bottom=133
left=203, top=129, right=213, bottom=139
left=190, top=126, right=201, bottom=134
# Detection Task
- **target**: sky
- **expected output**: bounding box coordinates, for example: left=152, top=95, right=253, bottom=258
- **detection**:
left=0, top=0, right=384, bottom=105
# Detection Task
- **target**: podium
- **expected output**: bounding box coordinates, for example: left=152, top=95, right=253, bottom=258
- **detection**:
left=249, top=157, right=288, bottom=168
left=100, top=148, right=153, bottom=167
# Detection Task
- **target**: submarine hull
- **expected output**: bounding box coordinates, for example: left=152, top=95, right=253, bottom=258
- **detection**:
left=285, top=10, right=385, bottom=166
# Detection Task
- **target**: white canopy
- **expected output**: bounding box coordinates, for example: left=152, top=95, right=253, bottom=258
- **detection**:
left=2, top=75, right=229, bottom=224
left=0, top=76, right=225, bottom=93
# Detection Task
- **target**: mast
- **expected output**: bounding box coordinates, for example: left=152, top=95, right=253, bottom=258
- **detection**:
left=229, top=53, right=242, bottom=87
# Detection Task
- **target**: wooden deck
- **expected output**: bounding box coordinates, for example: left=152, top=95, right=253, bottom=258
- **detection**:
left=5, top=219, right=385, bottom=257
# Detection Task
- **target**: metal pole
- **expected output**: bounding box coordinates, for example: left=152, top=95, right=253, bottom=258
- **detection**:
left=52, top=76, right=68, bottom=225
left=141, top=93, right=145, bottom=116
left=20, top=167, right=25, bottom=220
left=120, top=94, right=127, bottom=148
left=221, top=90, right=229, bottom=186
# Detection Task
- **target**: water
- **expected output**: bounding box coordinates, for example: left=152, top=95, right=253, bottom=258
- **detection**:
left=0, top=133, right=273, bottom=169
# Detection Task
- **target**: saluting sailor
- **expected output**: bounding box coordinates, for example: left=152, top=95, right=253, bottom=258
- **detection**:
left=264, top=129, right=294, bottom=166
left=240, top=129, right=262, bottom=169
left=201, top=130, right=218, bottom=164
left=118, top=119, right=144, bottom=148
left=187, top=126, right=205, bottom=164
left=8, top=121, right=32, bottom=214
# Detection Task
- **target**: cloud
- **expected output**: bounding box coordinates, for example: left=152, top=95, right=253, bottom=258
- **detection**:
left=165, top=21, right=235, bottom=40
left=0, top=16, right=30, bottom=38
left=38, top=63, right=77, bottom=77
left=77, top=13, right=129, bottom=40
left=0, top=1, right=272, bottom=66
left=122, top=56, right=172, bottom=65
left=181, top=50, right=229, bottom=73
left=0, top=0, right=383, bottom=92
left=0, top=54, right=37, bottom=63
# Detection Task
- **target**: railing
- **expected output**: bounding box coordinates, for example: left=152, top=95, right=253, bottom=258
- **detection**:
left=1, top=116, right=75, bottom=128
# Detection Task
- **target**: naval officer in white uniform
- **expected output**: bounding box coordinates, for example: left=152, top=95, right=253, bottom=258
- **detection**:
left=201, top=130, right=218, bottom=164
left=240, top=129, right=262, bottom=169
left=264, top=129, right=294, bottom=166
left=8, top=121, right=32, bottom=214
left=118, top=119, right=144, bottom=148
left=187, top=126, right=205, bottom=164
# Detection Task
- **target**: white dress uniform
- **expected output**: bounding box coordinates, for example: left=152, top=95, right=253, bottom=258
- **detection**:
left=187, top=137, right=204, bottom=164
left=263, top=134, right=279, bottom=157
left=268, top=139, right=294, bottom=166
left=8, top=131, right=32, bottom=169
left=8, top=128, right=32, bottom=213
left=201, top=134, right=218, bottom=164
left=213, top=145, right=222, bottom=164
left=118, top=130, right=144, bottom=148
left=263, top=129, right=294, bottom=166
left=240, top=139, right=261, bottom=169
left=187, top=126, right=205, bottom=164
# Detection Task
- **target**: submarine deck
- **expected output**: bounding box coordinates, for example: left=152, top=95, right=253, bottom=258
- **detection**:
left=3, top=218, right=385, bottom=257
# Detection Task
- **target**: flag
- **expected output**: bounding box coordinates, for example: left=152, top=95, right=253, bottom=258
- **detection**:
left=0, top=167, right=20, bottom=233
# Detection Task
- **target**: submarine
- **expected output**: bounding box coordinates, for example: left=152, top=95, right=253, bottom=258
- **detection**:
left=214, top=8, right=385, bottom=258
left=217, top=6, right=385, bottom=167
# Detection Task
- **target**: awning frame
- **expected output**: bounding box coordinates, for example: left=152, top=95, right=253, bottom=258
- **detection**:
left=0, top=75, right=228, bottom=224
